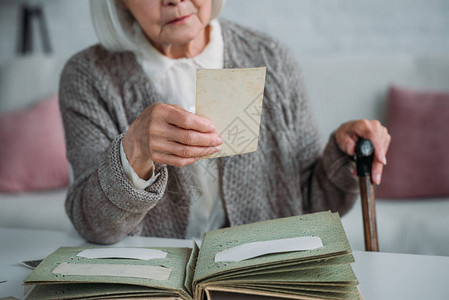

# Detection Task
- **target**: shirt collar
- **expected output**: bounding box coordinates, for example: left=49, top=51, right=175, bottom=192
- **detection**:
left=133, top=20, right=224, bottom=81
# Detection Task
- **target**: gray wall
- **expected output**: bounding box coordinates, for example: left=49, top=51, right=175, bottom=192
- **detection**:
left=1, top=0, right=448, bottom=65
left=0, top=0, right=96, bottom=64
left=223, top=0, right=449, bottom=57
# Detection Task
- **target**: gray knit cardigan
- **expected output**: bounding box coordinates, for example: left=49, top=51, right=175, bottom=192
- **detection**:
left=59, top=19, right=358, bottom=244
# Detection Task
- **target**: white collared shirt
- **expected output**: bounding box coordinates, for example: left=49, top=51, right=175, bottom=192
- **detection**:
left=120, top=20, right=225, bottom=239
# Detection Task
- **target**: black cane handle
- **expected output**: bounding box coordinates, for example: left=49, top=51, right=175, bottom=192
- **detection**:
left=355, top=139, right=374, bottom=178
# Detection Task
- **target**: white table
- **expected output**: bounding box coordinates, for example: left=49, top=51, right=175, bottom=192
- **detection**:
left=1, top=227, right=448, bottom=300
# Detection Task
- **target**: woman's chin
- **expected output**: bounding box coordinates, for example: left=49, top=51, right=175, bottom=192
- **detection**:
left=162, top=19, right=204, bottom=42
left=161, top=32, right=204, bottom=50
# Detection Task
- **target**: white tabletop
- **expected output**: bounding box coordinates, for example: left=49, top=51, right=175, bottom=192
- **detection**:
left=1, top=227, right=449, bottom=300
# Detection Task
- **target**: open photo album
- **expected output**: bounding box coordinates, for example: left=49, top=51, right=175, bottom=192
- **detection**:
left=24, top=211, right=361, bottom=300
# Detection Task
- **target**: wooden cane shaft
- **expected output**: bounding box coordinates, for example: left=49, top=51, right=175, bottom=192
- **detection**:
left=359, top=176, right=379, bottom=252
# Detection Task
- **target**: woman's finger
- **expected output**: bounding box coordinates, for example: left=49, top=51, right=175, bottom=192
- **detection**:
left=336, top=133, right=357, bottom=156
left=371, top=131, right=391, bottom=176
left=167, top=104, right=186, bottom=111
left=163, top=105, right=215, bottom=133
left=384, top=130, right=392, bottom=159
left=371, top=160, right=384, bottom=185
left=161, top=124, right=223, bottom=147
left=152, top=139, right=221, bottom=158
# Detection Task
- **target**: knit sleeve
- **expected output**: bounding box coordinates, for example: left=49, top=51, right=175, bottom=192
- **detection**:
left=59, top=52, right=168, bottom=244
left=277, top=45, right=358, bottom=216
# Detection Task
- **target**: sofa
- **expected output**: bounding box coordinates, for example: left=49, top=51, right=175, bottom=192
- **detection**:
left=0, top=55, right=74, bottom=233
left=1, top=54, right=449, bottom=256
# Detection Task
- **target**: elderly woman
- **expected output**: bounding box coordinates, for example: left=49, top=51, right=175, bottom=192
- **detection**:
left=60, top=0, right=390, bottom=244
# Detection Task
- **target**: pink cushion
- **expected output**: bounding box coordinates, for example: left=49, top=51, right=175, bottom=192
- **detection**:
left=0, top=94, right=69, bottom=192
left=377, top=86, right=449, bottom=198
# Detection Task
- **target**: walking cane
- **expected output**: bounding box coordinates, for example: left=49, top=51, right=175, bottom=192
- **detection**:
left=354, top=139, right=379, bottom=252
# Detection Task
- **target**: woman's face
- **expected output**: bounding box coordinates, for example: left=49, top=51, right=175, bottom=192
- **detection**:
left=123, top=0, right=212, bottom=57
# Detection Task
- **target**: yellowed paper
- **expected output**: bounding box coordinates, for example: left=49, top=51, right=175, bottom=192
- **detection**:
left=196, top=67, right=266, bottom=158
left=205, top=286, right=332, bottom=300
left=205, top=286, right=363, bottom=300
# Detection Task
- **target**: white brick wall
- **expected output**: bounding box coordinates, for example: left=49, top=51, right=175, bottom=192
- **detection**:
left=0, top=0, right=448, bottom=64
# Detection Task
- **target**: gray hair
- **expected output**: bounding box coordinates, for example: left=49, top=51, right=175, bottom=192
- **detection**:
left=89, top=0, right=225, bottom=52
